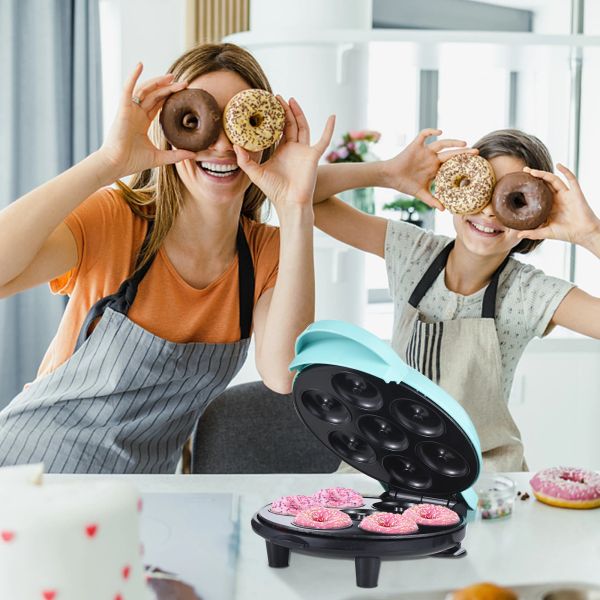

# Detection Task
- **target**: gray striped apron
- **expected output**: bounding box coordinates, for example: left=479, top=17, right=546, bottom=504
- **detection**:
left=393, top=241, right=526, bottom=472
left=0, top=223, right=254, bottom=474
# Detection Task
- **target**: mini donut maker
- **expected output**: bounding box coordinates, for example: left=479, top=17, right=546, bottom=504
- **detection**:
left=251, top=320, right=483, bottom=588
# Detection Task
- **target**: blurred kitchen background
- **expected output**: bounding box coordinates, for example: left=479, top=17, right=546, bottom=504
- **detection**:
left=1, top=0, right=599, bottom=469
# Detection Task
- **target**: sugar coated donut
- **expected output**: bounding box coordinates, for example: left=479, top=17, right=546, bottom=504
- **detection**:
left=449, top=582, right=518, bottom=600
left=160, top=88, right=221, bottom=152
left=312, top=487, right=365, bottom=509
left=529, top=466, right=600, bottom=509
left=359, top=512, right=418, bottom=535
left=402, top=503, right=460, bottom=526
left=223, top=89, right=285, bottom=152
left=269, top=494, right=318, bottom=516
left=292, top=507, right=352, bottom=530
left=434, top=154, right=496, bottom=215
left=491, top=171, right=553, bottom=230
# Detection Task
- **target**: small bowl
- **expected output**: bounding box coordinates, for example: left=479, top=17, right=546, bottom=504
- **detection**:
left=475, top=474, right=516, bottom=520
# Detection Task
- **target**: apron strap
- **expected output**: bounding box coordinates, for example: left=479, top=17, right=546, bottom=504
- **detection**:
left=408, top=241, right=455, bottom=308
left=75, top=221, right=255, bottom=350
left=236, top=223, right=255, bottom=339
left=481, top=254, right=510, bottom=319
left=408, top=239, right=510, bottom=319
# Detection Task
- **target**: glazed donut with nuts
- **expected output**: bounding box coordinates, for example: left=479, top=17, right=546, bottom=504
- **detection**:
left=434, top=154, right=553, bottom=229
left=160, top=87, right=285, bottom=153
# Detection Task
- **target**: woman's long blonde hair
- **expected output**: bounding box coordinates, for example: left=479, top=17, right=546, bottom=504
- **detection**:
left=117, top=43, right=275, bottom=269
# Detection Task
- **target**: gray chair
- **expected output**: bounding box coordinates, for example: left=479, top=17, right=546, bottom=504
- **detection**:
left=191, top=381, right=341, bottom=474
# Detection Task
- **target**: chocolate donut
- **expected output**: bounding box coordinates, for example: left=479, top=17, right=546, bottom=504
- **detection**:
left=434, top=154, right=496, bottom=215
left=492, top=172, right=553, bottom=230
left=159, top=88, right=221, bottom=152
left=223, top=89, right=285, bottom=152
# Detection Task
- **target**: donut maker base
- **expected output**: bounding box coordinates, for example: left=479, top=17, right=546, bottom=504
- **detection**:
left=251, top=496, right=467, bottom=588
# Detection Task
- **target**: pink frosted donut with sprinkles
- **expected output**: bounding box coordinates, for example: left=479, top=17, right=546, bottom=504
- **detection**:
left=359, top=512, right=418, bottom=535
left=312, top=487, right=365, bottom=509
left=292, top=507, right=352, bottom=530
left=530, top=466, right=600, bottom=509
left=402, top=503, right=460, bottom=526
left=269, top=495, right=317, bottom=516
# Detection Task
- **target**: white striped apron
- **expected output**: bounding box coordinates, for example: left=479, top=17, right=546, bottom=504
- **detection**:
left=0, top=223, right=254, bottom=473
left=392, top=241, right=526, bottom=472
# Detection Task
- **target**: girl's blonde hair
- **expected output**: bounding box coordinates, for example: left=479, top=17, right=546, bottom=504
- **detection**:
left=117, top=43, right=275, bottom=269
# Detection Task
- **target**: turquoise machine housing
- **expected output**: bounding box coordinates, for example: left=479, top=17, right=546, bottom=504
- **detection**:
left=251, top=320, right=483, bottom=588
left=289, top=320, right=482, bottom=510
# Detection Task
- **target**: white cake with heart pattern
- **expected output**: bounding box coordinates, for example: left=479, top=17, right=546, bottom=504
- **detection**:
left=0, top=464, right=149, bottom=600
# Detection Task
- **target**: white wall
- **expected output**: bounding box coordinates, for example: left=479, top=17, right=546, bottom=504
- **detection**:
left=99, top=0, right=186, bottom=140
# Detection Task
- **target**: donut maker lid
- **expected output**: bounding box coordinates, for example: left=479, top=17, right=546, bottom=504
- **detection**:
left=289, top=321, right=483, bottom=509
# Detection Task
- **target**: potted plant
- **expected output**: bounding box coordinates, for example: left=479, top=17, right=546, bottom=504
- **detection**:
left=383, top=196, right=435, bottom=230
left=325, top=130, right=381, bottom=214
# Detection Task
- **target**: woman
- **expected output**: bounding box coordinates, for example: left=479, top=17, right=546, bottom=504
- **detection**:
left=0, top=43, right=334, bottom=474
left=313, top=128, right=600, bottom=471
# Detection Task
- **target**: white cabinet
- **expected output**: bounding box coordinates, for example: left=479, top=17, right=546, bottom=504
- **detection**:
left=510, top=337, right=600, bottom=470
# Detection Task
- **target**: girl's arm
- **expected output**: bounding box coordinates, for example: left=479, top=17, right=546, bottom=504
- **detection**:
left=519, top=164, right=600, bottom=338
left=312, top=130, right=475, bottom=257
left=0, top=64, right=194, bottom=297
left=234, top=98, right=335, bottom=393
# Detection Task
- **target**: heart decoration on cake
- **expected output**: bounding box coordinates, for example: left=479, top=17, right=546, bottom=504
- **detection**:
left=1, top=531, right=15, bottom=542
left=42, top=590, right=57, bottom=600
left=85, top=523, right=98, bottom=538
left=122, top=565, right=131, bottom=580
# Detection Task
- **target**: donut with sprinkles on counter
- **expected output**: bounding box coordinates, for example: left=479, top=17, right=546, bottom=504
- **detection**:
left=529, top=466, right=600, bottom=509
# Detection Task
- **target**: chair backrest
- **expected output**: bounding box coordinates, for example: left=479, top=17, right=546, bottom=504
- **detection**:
left=191, top=381, right=340, bottom=474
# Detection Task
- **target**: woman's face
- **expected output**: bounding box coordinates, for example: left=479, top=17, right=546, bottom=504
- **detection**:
left=174, top=70, right=263, bottom=208
left=452, top=155, right=525, bottom=258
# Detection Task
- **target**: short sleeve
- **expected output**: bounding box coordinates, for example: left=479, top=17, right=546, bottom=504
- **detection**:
left=244, top=219, right=280, bottom=299
left=518, top=263, right=576, bottom=338
left=49, top=187, right=133, bottom=296
left=384, top=219, right=449, bottom=301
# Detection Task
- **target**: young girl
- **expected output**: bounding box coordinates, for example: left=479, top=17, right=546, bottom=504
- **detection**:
left=0, top=43, right=334, bottom=474
left=313, top=128, right=600, bottom=471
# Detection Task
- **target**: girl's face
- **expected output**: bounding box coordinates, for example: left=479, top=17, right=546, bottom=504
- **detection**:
left=452, top=155, right=525, bottom=257
left=175, top=70, right=263, bottom=208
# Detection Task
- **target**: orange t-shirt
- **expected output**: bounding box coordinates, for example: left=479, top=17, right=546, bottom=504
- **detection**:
left=37, top=187, right=280, bottom=378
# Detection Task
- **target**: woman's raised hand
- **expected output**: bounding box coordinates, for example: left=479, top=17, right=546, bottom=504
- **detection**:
left=380, top=129, right=478, bottom=211
left=233, top=97, right=335, bottom=216
left=97, top=64, right=196, bottom=180
left=517, top=164, right=600, bottom=247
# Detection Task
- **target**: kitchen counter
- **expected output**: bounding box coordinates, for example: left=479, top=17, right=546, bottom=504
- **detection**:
left=48, top=471, right=600, bottom=599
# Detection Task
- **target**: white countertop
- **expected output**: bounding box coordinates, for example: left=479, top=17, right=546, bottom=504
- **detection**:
left=48, top=471, right=600, bottom=600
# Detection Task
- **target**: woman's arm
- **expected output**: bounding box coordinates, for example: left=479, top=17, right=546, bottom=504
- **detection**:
left=312, top=130, right=475, bottom=257
left=234, top=98, right=335, bottom=393
left=0, top=64, right=194, bottom=296
left=519, top=164, right=600, bottom=338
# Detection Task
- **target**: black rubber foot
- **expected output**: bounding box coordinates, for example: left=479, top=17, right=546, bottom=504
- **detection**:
left=432, top=544, right=467, bottom=558
left=266, top=541, right=290, bottom=568
left=355, top=556, right=381, bottom=588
